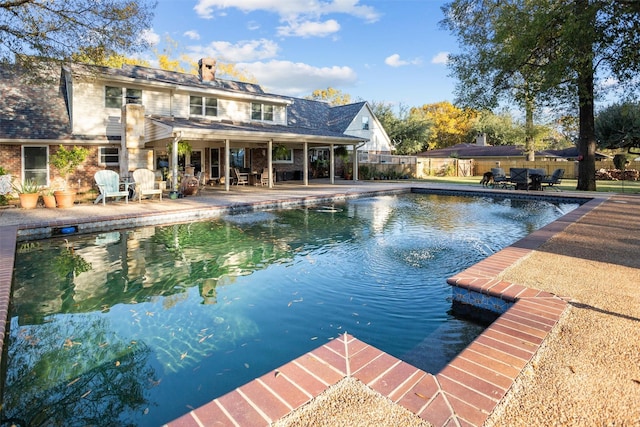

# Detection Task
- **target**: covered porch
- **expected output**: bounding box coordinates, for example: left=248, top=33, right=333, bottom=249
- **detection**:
left=144, top=117, right=366, bottom=193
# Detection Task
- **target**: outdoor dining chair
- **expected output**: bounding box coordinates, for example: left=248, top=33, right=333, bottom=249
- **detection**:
left=509, top=168, right=531, bottom=190
left=234, top=168, right=249, bottom=185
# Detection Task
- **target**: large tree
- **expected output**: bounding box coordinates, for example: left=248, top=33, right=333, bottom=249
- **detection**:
left=410, top=101, right=476, bottom=149
left=0, top=0, right=155, bottom=71
left=370, top=102, right=432, bottom=155
left=595, top=102, right=640, bottom=151
left=443, top=0, right=640, bottom=190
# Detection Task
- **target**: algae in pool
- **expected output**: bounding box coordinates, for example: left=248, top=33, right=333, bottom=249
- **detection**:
left=3, top=193, right=579, bottom=426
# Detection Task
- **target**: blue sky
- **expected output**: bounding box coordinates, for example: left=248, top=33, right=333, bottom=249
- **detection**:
left=140, top=0, right=459, bottom=108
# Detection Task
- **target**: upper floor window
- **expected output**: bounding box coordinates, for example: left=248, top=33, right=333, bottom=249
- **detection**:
left=362, top=116, right=370, bottom=130
left=105, top=86, right=142, bottom=108
left=190, top=96, right=218, bottom=117
left=98, top=147, right=120, bottom=166
left=251, top=103, right=274, bottom=121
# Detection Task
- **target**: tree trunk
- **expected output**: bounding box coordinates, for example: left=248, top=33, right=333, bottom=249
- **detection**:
left=524, top=93, right=535, bottom=161
left=575, top=0, right=597, bottom=191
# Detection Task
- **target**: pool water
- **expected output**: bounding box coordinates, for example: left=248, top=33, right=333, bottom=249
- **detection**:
left=4, top=193, right=579, bottom=426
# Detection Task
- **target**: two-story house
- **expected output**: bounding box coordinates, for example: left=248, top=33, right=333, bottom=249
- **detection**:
left=0, top=58, right=392, bottom=193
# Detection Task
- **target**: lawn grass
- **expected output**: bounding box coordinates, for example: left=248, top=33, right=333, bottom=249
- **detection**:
left=422, top=175, right=640, bottom=194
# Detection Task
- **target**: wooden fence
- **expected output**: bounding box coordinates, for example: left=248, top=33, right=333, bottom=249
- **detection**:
left=354, top=157, right=640, bottom=180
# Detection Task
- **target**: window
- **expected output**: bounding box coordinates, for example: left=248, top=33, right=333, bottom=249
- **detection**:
left=362, top=116, right=370, bottom=130
left=251, top=103, right=275, bottom=121
left=105, top=86, right=122, bottom=108
left=230, top=148, right=245, bottom=168
left=273, top=147, right=293, bottom=163
left=105, top=86, right=142, bottom=108
left=99, top=147, right=120, bottom=166
left=22, top=146, right=48, bottom=186
left=190, top=96, right=218, bottom=117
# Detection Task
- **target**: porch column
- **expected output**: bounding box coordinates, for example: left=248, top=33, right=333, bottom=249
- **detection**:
left=303, top=142, right=309, bottom=186
left=224, top=139, right=230, bottom=192
left=268, top=139, right=273, bottom=188
left=171, top=133, right=180, bottom=191
left=330, top=143, right=335, bottom=184
left=352, top=143, right=358, bottom=181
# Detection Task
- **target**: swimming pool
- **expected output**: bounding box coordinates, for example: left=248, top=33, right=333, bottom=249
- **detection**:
left=4, top=193, right=580, bottom=426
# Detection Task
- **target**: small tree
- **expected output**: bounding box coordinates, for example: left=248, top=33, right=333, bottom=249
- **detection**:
left=49, top=145, right=89, bottom=189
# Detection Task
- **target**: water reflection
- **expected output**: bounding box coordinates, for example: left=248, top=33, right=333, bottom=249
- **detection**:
left=5, top=194, right=580, bottom=425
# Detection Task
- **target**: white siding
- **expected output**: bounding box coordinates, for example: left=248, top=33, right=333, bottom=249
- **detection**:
left=72, top=81, right=114, bottom=135
left=344, top=105, right=393, bottom=153
left=144, top=90, right=172, bottom=116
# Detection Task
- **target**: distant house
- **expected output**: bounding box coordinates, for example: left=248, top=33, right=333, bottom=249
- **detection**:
left=418, top=142, right=609, bottom=162
left=0, top=59, right=392, bottom=191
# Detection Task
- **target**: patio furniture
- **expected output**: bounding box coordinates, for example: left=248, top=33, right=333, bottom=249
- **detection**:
left=94, top=170, right=130, bottom=205
left=541, top=168, right=565, bottom=191
left=260, top=168, right=271, bottom=186
left=509, top=168, right=531, bottom=190
left=490, top=168, right=509, bottom=188
left=234, top=168, right=249, bottom=185
left=132, top=168, right=163, bottom=203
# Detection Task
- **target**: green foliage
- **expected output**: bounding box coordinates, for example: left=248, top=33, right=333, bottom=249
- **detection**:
left=49, top=145, right=89, bottom=187
left=442, top=0, right=640, bottom=190
left=12, top=178, right=39, bottom=194
left=1, top=0, right=155, bottom=71
left=595, top=102, right=640, bottom=150
left=370, top=102, right=431, bottom=155
left=167, top=140, right=192, bottom=156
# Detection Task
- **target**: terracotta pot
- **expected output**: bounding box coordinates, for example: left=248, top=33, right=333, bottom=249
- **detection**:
left=54, top=190, right=76, bottom=208
left=42, top=194, right=57, bottom=208
left=19, top=193, right=39, bottom=209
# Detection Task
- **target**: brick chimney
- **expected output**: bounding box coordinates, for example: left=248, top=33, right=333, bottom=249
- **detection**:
left=198, top=58, right=216, bottom=82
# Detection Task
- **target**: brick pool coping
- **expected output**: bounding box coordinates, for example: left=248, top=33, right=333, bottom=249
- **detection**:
left=0, top=188, right=606, bottom=426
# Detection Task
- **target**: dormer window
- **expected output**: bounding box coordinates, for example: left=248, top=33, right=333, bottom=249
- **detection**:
left=190, top=96, right=218, bottom=117
left=105, top=86, right=142, bottom=108
left=251, top=103, right=274, bottom=121
left=362, top=116, right=370, bottom=130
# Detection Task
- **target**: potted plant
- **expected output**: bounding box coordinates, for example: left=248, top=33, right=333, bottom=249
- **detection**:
left=13, top=178, right=40, bottom=209
left=49, top=145, right=89, bottom=208
left=40, top=187, right=57, bottom=208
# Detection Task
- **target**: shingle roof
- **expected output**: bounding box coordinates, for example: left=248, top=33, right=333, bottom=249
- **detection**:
left=151, top=115, right=363, bottom=141
left=418, top=143, right=558, bottom=158
left=1, top=63, right=367, bottom=143
left=0, top=66, right=116, bottom=141
left=70, top=63, right=266, bottom=95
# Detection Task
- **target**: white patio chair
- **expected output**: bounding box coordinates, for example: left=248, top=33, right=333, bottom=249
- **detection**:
left=234, top=168, right=249, bottom=185
left=132, top=168, right=163, bottom=203
left=94, top=170, right=129, bottom=205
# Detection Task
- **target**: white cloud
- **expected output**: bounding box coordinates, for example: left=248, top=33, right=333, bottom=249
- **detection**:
left=247, top=21, right=261, bottom=31
left=187, top=39, right=280, bottom=62
left=183, top=30, right=201, bottom=40
left=238, top=60, right=357, bottom=96
left=384, top=54, right=421, bottom=67
left=140, top=29, right=160, bottom=46
left=277, top=19, right=341, bottom=38
left=195, top=0, right=379, bottom=21
left=431, top=51, right=450, bottom=65
left=194, top=0, right=379, bottom=40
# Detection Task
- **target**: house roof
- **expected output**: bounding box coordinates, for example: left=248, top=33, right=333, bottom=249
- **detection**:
left=150, top=115, right=364, bottom=143
left=0, top=66, right=115, bottom=142
left=417, top=143, right=547, bottom=158
left=0, top=63, right=369, bottom=145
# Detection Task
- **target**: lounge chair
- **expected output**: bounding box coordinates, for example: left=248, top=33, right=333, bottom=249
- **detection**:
left=94, top=170, right=129, bottom=205
left=541, top=168, right=565, bottom=191
left=509, top=168, right=530, bottom=190
left=234, top=168, right=249, bottom=185
left=132, top=168, right=163, bottom=203
left=490, top=168, right=508, bottom=188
